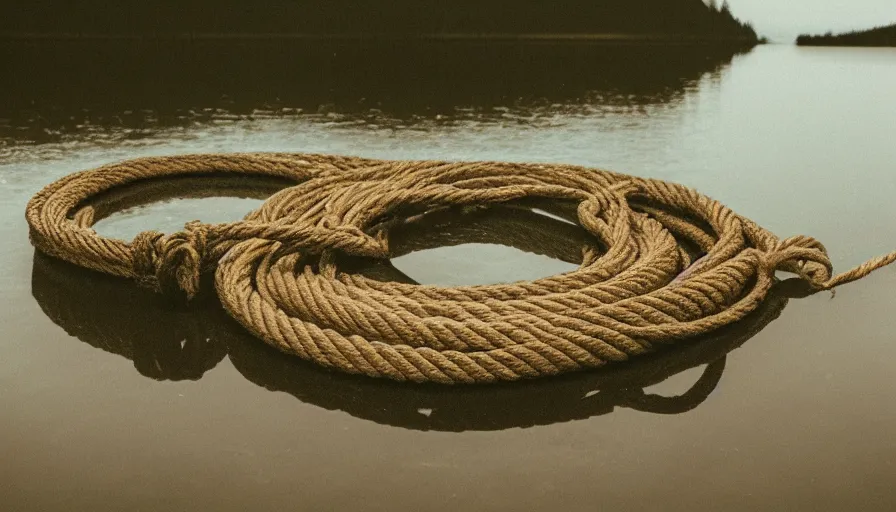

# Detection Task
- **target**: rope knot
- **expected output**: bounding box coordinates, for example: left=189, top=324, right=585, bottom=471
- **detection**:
left=132, top=221, right=211, bottom=299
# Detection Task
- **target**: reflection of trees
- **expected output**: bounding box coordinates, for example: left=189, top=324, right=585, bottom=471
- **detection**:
left=2, top=41, right=750, bottom=143
left=31, top=177, right=792, bottom=430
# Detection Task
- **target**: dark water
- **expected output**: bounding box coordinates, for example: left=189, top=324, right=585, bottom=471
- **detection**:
left=2, top=42, right=896, bottom=511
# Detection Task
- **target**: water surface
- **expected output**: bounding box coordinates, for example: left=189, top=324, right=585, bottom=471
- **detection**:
left=2, top=42, right=895, bottom=511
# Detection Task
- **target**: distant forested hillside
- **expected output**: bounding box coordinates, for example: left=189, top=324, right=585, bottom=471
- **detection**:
left=797, top=23, right=896, bottom=47
left=2, top=0, right=757, bottom=41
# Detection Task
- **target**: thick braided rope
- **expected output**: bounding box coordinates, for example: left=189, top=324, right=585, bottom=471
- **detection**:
left=31, top=243, right=791, bottom=431
left=25, top=153, right=896, bottom=384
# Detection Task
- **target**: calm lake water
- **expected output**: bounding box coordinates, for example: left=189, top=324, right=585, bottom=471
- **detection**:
left=2, top=42, right=895, bottom=511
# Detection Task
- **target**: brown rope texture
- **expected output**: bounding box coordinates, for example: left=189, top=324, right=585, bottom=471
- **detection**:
left=25, top=153, right=896, bottom=384
left=31, top=206, right=791, bottom=430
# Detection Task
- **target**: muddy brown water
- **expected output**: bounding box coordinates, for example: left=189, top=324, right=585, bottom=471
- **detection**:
left=1, top=42, right=895, bottom=510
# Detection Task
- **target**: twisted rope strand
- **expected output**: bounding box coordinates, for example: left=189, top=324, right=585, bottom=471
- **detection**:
left=25, top=153, right=896, bottom=384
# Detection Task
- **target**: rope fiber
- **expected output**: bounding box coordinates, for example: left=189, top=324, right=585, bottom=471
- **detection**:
left=31, top=200, right=795, bottom=430
left=25, top=153, right=896, bottom=384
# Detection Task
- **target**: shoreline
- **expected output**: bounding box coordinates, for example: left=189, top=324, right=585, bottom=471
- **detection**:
left=0, top=31, right=759, bottom=45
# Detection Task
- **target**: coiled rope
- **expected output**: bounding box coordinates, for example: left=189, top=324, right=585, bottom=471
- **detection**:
left=31, top=198, right=792, bottom=430
left=25, top=153, right=896, bottom=384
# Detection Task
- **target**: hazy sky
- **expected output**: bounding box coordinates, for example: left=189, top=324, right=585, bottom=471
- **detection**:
left=724, top=0, right=896, bottom=41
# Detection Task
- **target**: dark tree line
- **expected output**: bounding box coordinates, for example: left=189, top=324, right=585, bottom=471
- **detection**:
left=797, top=23, right=896, bottom=47
left=704, top=0, right=757, bottom=39
left=3, top=0, right=757, bottom=41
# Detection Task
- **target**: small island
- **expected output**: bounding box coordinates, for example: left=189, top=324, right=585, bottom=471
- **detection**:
left=796, top=23, right=896, bottom=47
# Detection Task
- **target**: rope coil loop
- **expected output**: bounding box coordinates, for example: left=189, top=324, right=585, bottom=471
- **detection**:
left=25, top=153, right=896, bottom=384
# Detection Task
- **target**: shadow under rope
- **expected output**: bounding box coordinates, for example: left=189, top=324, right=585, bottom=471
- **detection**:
left=30, top=175, right=795, bottom=431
